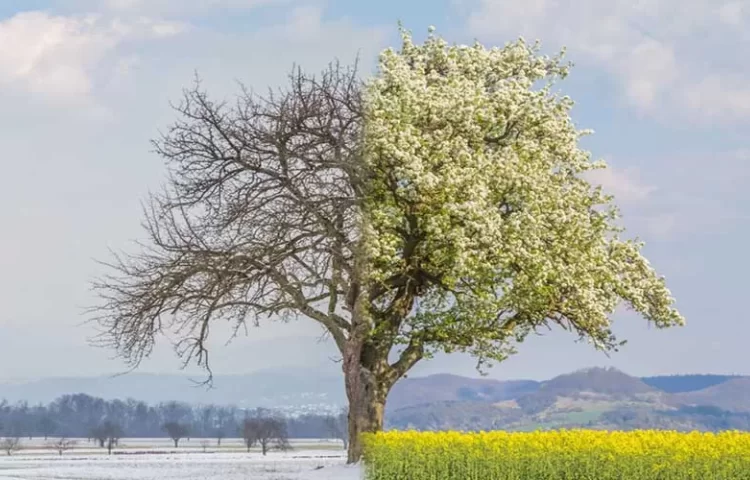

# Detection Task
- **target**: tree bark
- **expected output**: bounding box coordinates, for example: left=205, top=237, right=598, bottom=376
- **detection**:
left=345, top=366, right=390, bottom=463
left=343, top=335, right=393, bottom=464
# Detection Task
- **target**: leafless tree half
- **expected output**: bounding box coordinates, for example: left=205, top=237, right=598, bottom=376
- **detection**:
left=91, top=62, right=427, bottom=463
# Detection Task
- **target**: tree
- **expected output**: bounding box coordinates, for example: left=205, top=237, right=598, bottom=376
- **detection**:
left=90, top=425, right=108, bottom=448
left=90, top=27, right=684, bottom=463
left=240, top=419, right=256, bottom=453
left=105, top=422, right=123, bottom=455
left=50, top=437, right=77, bottom=456
left=325, top=410, right=349, bottom=449
left=91, top=421, right=123, bottom=454
left=214, top=407, right=234, bottom=446
left=163, top=421, right=189, bottom=448
left=38, top=416, right=57, bottom=440
left=1, top=437, right=21, bottom=456
left=241, top=416, right=290, bottom=455
left=215, top=427, right=225, bottom=447
left=199, top=405, right=214, bottom=438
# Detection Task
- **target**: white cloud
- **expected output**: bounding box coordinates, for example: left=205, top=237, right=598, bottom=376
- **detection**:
left=463, top=0, right=750, bottom=123
left=93, top=0, right=291, bottom=17
left=586, top=166, right=656, bottom=204
left=718, top=1, right=747, bottom=26
left=621, top=39, right=678, bottom=111
left=283, top=5, right=325, bottom=37
left=640, top=213, right=679, bottom=240
left=599, top=148, right=750, bottom=240
left=731, top=149, right=750, bottom=161
left=0, top=11, right=185, bottom=102
left=678, top=74, right=750, bottom=121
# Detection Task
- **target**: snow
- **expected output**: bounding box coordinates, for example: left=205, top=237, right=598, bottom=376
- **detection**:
left=0, top=439, right=363, bottom=480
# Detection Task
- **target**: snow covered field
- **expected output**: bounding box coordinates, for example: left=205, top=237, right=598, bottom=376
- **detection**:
left=0, top=439, right=362, bottom=480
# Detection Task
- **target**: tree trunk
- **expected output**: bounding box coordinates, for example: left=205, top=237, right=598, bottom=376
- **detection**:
left=173, top=439, right=179, bottom=448
left=345, top=381, right=387, bottom=463
left=343, top=338, right=393, bottom=464
left=341, top=268, right=421, bottom=464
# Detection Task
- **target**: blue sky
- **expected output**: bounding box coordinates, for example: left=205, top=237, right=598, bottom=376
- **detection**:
left=0, top=0, right=748, bottom=381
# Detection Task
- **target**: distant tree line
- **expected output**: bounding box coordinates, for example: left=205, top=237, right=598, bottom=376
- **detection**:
left=0, top=394, right=347, bottom=448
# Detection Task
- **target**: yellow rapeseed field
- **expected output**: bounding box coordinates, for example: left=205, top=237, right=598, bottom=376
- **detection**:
left=362, top=429, right=750, bottom=479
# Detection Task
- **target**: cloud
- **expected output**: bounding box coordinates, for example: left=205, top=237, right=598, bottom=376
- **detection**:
left=598, top=149, right=750, bottom=240
left=637, top=213, right=680, bottom=241
left=463, top=0, right=750, bottom=123
left=0, top=11, right=186, bottom=103
left=586, top=166, right=656, bottom=204
left=718, top=1, right=748, bottom=27
left=678, top=74, right=750, bottom=121
left=76, top=0, right=292, bottom=17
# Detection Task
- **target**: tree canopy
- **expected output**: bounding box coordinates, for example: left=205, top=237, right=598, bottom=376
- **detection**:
left=360, top=28, right=683, bottom=369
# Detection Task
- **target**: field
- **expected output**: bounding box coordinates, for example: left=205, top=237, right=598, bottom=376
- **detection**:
left=0, top=438, right=361, bottom=480
left=7, top=430, right=750, bottom=479
left=363, top=430, right=750, bottom=480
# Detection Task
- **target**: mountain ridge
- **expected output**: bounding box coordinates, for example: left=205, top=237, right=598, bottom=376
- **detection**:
left=388, top=368, right=750, bottom=432
left=2, top=366, right=748, bottom=415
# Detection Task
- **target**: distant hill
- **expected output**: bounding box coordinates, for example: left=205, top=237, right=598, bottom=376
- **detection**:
left=388, top=374, right=539, bottom=411
left=501, top=367, right=661, bottom=416
left=540, top=367, right=656, bottom=396
left=641, top=374, right=744, bottom=393
left=0, top=367, right=346, bottom=407
left=387, top=400, right=525, bottom=430
left=673, top=377, right=750, bottom=412
left=387, top=367, right=750, bottom=432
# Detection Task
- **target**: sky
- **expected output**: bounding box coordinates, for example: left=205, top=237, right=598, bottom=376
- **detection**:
left=0, top=0, right=748, bottom=382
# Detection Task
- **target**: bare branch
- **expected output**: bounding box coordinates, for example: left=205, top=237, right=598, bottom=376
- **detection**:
left=91, top=62, right=365, bottom=370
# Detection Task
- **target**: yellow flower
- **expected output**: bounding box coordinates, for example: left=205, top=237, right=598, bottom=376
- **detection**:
left=364, top=429, right=750, bottom=480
